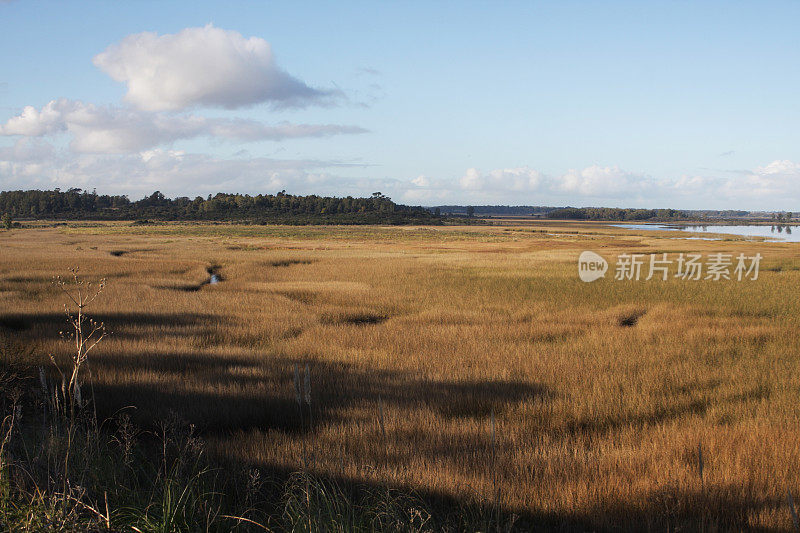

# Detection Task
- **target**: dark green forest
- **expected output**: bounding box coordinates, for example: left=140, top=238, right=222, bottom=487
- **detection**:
left=0, top=189, right=441, bottom=225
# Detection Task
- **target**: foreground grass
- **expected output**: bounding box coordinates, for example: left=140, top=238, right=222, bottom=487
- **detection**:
left=1, top=221, right=800, bottom=530
left=0, top=335, right=521, bottom=532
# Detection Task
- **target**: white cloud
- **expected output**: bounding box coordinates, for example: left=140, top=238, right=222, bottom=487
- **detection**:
left=659, top=162, right=800, bottom=205
left=0, top=102, right=64, bottom=136
left=0, top=99, right=366, bottom=153
left=0, top=25, right=373, bottom=196
left=0, top=139, right=381, bottom=197
left=411, top=174, right=429, bottom=187
left=459, top=168, right=482, bottom=190
left=93, top=24, right=336, bottom=111
left=445, top=165, right=662, bottom=204
left=756, top=160, right=800, bottom=175
left=4, top=127, right=800, bottom=209
left=459, top=167, right=543, bottom=192
left=727, top=160, right=800, bottom=199
left=0, top=137, right=55, bottom=161
left=557, top=165, right=650, bottom=196
left=391, top=161, right=800, bottom=209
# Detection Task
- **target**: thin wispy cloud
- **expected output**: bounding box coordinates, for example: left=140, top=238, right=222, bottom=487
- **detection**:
left=0, top=99, right=367, bottom=153
left=354, top=67, right=381, bottom=77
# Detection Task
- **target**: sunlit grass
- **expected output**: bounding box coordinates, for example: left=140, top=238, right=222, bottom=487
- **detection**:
left=2, top=220, right=800, bottom=529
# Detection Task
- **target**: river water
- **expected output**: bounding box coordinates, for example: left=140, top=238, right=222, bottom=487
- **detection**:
left=610, top=224, right=800, bottom=242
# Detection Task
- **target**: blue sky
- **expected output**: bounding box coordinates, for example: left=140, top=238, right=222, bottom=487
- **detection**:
left=1, top=1, right=799, bottom=209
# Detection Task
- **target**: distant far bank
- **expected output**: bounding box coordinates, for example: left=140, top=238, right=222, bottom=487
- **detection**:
left=434, top=205, right=794, bottom=223
left=1, top=189, right=794, bottom=226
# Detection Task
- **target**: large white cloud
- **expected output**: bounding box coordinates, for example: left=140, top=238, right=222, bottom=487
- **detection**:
left=0, top=99, right=366, bottom=153
left=93, top=24, right=336, bottom=111
left=0, top=24, right=375, bottom=196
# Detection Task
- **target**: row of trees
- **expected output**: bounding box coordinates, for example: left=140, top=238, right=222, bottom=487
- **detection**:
left=434, top=205, right=553, bottom=216
left=547, top=207, right=688, bottom=221
left=0, top=189, right=441, bottom=225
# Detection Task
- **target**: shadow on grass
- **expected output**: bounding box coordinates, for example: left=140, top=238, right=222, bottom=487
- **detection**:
left=87, top=352, right=550, bottom=434
left=572, top=483, right=785, bottom=532
left=216, top=456, right=785, bottom=532
left=2, top=329, right=788, bottom=530
left=559, top=385, right=771, bottom=439
left=0, top=312, right=226, bottom=339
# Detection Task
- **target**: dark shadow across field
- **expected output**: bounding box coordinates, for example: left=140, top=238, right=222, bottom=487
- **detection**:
left=0, top=312, right=226, bottom=339
left=88, top=352, right=550, bottom=434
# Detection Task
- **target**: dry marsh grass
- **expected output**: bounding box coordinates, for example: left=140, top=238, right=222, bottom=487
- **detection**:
left=2, top=221, right=800, bottom=529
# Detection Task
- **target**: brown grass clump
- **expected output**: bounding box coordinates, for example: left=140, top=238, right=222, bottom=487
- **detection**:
left=2, top=220, right=800, bottom=529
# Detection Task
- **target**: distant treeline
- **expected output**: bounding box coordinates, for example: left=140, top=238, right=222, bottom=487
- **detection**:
left=0, top=189, right=441, bottom=225
left=547, top=207, right=688, bottom=220
left=436, top=205, right=690, bottom=220
left=435, top=205, right=553, bottom=216
left=684, top=210, right=750, bottom=218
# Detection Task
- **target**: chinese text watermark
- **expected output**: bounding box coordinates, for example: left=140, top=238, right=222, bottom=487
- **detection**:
left=578, top=251, right=761, bottom=282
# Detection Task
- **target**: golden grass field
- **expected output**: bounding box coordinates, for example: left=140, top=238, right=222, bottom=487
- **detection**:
left=2, top=220, right=800, bottom=529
